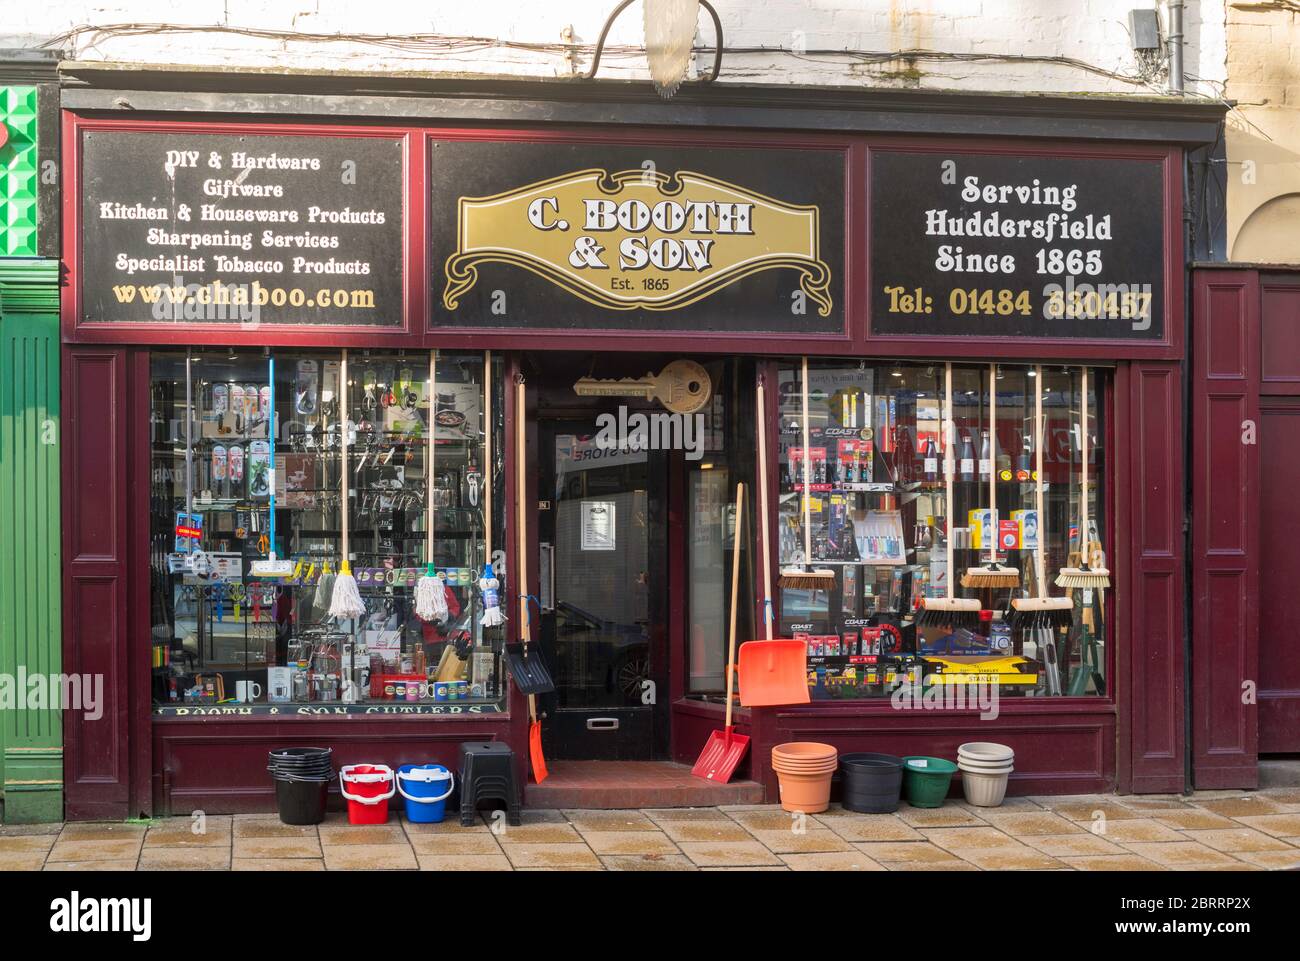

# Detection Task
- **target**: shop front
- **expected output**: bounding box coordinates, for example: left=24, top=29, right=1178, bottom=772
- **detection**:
left=58, top=81, right=1215, bottom=817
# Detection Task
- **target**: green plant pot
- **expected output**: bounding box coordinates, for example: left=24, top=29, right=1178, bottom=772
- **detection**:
left=902, top=755, right=958, bottom=808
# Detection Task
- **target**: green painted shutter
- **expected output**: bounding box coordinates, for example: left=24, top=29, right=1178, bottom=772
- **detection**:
left=0, top=258, right=62, bottom=822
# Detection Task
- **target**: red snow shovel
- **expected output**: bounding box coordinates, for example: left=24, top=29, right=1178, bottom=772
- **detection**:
left=692, top=482, right=751, bottom=783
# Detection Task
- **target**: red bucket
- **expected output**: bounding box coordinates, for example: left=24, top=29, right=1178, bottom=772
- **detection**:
left=339, top=764, right=396, bottom=824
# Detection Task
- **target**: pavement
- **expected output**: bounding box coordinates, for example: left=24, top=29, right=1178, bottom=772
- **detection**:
left=3, top=787, right=1299, bottom=871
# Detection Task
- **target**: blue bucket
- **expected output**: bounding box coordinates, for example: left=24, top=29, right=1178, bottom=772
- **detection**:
left=396, top=764, right=455, bottom=824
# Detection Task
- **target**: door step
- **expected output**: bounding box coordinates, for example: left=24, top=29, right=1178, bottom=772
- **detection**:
left=524, top=760, right=765, bottom=809
left=1259, top=759, right=1300, bottom=788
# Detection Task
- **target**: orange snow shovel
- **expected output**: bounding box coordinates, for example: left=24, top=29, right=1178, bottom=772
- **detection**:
left=738, top=640, right=810, bottom=707
left=516, top=376, right=547, bottom=784
left=692, top=482, right=751, bottom=783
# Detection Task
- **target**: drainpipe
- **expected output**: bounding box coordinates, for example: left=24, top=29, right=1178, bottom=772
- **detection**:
left=1168, top=0, right=1185, bottom=95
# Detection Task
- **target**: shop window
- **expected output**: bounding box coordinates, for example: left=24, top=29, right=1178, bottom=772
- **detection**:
left=777, top=360, right=1107, bottom=701
left=148, top=349, right=506, bottom=712
left=686, top=360, right=756, bottom=696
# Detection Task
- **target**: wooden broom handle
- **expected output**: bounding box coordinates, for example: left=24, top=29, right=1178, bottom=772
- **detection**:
left=800, top=356, right=812, bottom=567
left=725, top=482, right=744, bottom=730
left=515, top=377, right=529, bottom=646
left=434, top=351, right=444, bottom=564
left=1080, top=366, right=1089, bottom=564
left=756, top=376, right=773, bottom=640
left=483, top=349, right=492, bottom=567
left=515, top=376, right=537, bottom=725
left=1034, top=365, right=1046, bottom=598
left=340, top=350, right=349, bottom=565
left=987, top=362, right=997, bottom=564
left=944, top=363, right=955, bottom=601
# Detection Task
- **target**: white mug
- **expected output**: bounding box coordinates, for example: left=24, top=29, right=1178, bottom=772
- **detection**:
left=236, top=680, right=263, bottom=703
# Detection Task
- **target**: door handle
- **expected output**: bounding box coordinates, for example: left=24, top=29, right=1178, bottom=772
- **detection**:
left=540, top=542, right=556, bottom=612
left=586, top=717, right=619, bottom=731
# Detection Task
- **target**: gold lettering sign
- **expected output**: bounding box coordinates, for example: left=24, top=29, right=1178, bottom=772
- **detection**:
left=443, top=169, right=832, bottom=315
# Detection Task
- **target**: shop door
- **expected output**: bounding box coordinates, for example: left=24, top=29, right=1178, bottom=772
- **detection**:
left=1260, top=400, right=1300, bottom=752
left=537, top=418, right=669, bottom=759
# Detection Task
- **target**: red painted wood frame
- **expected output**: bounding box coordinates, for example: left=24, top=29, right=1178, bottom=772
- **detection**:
left=62, top=111, right=1185, bottom=362
left=62, top=344, right=529, bottom=818
left=1189, top=269, right=1259, bottom=789
left=665, top=355, right=1185, bottom=799
left=62, top=113, right=423, bottom=349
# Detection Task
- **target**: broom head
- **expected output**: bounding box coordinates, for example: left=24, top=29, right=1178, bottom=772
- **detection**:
left=778, top=566, right=837, bottom=590
left=915, top=596, right=982, bottom=631
left=1055, top=564, right=1111, bottom=589
left=961, top=563, right=1021, bottom=589
left=1008, top=594, right=1074, bottom=631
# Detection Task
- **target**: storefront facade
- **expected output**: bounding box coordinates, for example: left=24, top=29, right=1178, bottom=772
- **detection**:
left=56, top=73, right=1224, bottom=818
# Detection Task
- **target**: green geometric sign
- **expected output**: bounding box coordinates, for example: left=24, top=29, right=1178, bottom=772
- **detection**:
left=0, top=86, right=39, bottom=257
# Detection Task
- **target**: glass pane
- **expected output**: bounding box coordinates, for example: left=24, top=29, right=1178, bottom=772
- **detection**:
left=775, top=360, right=1108, bottom=701
left=148, top=348, right=507, bottom=711
left=549, top=424, right=651, bottom=708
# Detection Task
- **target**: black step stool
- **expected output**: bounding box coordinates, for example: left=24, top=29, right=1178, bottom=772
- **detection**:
left=458, top=741, right=522, bottom=827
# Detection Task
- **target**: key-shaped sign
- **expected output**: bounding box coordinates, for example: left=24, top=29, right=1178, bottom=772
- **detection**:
left=572, top=359, right=712, bottom=414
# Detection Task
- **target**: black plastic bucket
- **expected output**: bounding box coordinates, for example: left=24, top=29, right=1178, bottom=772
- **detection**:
left=273, top=776, right=329, bottom=825
left=269, top=747, right=332, bottom=824
left=839, top=753, right=903, bottom=813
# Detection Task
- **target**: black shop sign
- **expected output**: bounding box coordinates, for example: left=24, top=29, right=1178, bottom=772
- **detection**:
left=870, top=149, right=1166, bottom=340
left=79, top=130, right=404, bottom=327
left=430, top=139, right=846, bottom=335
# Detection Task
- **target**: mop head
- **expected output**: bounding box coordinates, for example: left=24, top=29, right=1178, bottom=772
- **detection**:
left=915, top=596, right=982, bottom=631
left=777, top=567, right=837, bottom=590
left=312, top=567, right=335, bottom=618
left=1008, top=595, right=1074, bottom=631
left=414, top=566, right=450, bottom=623
left=1056, top=564, right=1111, bottom=589
left=478, top=563, right=507, bottom=628
left=329, top=564, right=366, bottom=620
left=961, top=563, right=1021, bottom=589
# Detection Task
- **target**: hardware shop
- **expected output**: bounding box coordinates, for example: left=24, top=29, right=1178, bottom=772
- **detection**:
left=57, top=77, right=1217, bottom=816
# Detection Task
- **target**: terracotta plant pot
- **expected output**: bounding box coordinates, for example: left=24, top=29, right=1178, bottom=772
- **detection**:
left=772, top=742, right=838, bottom=763
left=775, top=770, right=834, bottom=813
left=772, top=741, right=837, bottom=812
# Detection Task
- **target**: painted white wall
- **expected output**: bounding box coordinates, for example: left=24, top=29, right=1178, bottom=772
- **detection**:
left=5, top=1, right=1227, bottom=98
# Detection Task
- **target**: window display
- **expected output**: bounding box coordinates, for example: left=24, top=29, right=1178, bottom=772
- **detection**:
left=777, top=360, right=1108, bottom=701
left=149, top=348, right=506, bottom=713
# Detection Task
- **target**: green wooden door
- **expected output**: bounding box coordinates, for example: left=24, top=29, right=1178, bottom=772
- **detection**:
left=0, top=259, right=62, bottom=822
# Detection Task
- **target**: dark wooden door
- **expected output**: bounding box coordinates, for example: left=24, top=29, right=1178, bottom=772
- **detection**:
left=1259, top=400, right=1300, bottom=752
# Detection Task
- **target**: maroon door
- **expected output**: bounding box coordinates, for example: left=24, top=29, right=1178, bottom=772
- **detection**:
left=1259, top=400, right=1300, bottom=752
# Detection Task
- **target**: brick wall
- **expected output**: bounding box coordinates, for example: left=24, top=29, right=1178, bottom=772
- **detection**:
left=3, top=1, right=1228, bottom=96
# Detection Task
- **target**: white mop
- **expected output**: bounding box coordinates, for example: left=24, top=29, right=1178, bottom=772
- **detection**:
left=415, top=349, right=450, bottom=623
left=329, top=348, right=366, bottom=621
left=478, top=349, right=506, bottom=628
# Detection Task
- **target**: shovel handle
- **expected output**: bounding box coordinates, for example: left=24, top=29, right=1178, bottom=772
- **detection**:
left=725, top=482, right=744, bottom=730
